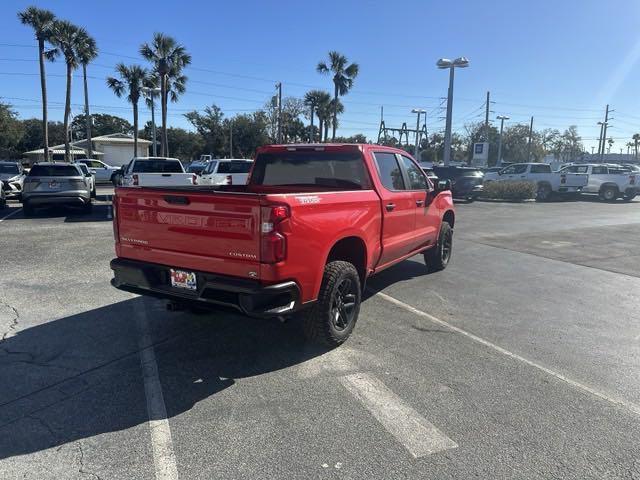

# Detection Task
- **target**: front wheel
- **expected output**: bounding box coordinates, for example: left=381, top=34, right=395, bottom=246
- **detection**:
left=536, top=183, right=552, bottom=201
left=600, top=186, right=618, bottom=202
left=302, top=261, right=361, bottom=347
left=424, top=221, right=453, bottom=272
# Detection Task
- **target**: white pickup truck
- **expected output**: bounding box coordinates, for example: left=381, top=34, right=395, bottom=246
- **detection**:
left=559, top=164, right=638, bottom=201
left=484, top=163, right=588, bottom=201
left=122, top=157, right=195, bottom=187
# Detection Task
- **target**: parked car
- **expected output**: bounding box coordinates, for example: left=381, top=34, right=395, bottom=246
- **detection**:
left=75, top=162, right=96, bottom=198
left=111, top=166, right=125, bottom=186
left=186, top=162, right=209, bottom=175
left=0, top=161, right=26, bottom=200
left=421, top=167, right=439, bottom=185
left=432, top=166, right=484, bottom=201
left=560, top=164, right=638, bottom=201
left=121, top=157, right=195, bottom=187
left=0, top=182, right=6, bottom=209
left=110, top=144, right=455, bottom=347
left=198, top=159, right=253, bottom=185
left=77, top=159, right=120, bottom=184
left=484, top=163, right=588, bottom=201
left=22, top=163, right=92, bottom=216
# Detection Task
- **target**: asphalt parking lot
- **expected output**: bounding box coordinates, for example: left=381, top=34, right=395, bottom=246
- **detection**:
left=1, top=187, right=639, bottom=479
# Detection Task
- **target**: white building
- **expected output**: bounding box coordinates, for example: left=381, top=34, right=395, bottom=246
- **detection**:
left=23, top=133, right=151, bottom=167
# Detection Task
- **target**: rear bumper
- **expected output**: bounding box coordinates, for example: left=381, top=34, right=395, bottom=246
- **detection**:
left=110, top=257, right=302, bottom=317
left=23, top=193, right=90, bottom=205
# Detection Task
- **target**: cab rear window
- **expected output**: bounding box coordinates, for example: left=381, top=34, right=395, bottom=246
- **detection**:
left=217, top=161, right=252, bottom=174
left=132, top=160, right=184, bottom=173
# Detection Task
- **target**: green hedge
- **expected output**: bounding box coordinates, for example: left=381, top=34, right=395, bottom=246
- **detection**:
left=481, top=181, right=538, bottom=201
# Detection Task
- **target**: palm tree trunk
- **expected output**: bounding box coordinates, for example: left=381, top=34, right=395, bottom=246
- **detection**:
left=309, top=106, right=314, bottom=143
left=332, top=83, right=338, bottom=141
left=161, top=74, right=169, bottom=157
left=63, top=61, right=72, bottom=162
left=38, top=38, right=49, bottom=162
left=635, top=140, right=638, bottom=160
left=133, top=100, right=139, bottom=157
left=82, top=63, right=92, bottom=159
left=324, top=121, right=329, bottom=143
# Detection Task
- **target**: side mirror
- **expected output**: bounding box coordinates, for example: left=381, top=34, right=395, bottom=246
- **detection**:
left=437, top=179, right=451, bottom=191
left=86, top=173, right=92, bottom=178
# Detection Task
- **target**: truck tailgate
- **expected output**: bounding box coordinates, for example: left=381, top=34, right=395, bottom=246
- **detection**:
left=115, top=187, right=262, bottom=278
left=563, top=173, right=589, bottom=187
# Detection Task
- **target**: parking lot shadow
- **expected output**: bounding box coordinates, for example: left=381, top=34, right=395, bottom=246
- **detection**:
left=0, top=297, right=327, bottom=460
left=364, top=256, right=430, bottom=300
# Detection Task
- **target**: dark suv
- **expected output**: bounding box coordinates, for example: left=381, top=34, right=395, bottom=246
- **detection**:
left=432, top=166, right=484, bottom=201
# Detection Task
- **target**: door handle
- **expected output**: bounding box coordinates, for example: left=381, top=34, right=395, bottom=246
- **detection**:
left=385, top=203, right=396, bottom=212
left=416, top=200, right=424, bottom=207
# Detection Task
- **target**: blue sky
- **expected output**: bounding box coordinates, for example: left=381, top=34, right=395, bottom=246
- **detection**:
left=2, top=0, right=640, bottom=151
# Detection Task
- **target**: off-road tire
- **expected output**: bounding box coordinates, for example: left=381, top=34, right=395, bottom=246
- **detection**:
left=424, top=221, right=453, bottom=272
left=302, top=261, right=361, bottom=348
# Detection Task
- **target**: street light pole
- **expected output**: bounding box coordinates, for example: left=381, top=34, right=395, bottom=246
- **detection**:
left=437, top=57, right=469, bottom=166
left=496, top=115, right=509, bottom=166
left=411, top=108, right=425, bottom=159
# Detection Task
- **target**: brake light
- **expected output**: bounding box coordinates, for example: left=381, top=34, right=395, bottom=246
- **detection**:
left=192, top=173, right=198, bottom=185
left=630, top=175, right=636, bottom=185
left=560, top=173, right=567, bottom=184
left=226, top=175, right=233, bottom=185
left=260, top=204, right=290, bottom=263
left=112, top=194, right=119, bottom=241
left=133, top=174, right=139, bottom=186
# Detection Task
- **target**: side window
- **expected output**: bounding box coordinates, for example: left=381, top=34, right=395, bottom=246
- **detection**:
left=530, top=164, right=551, bottom=174
left=512, top=164, right=528, bottom=174
left=592, top=166, right=607, bottom=174
left=399, top=156, right=427, bottom=190
left=373, top=152, right=405, bottom=190
left=501, top=165, right=517, bottom=175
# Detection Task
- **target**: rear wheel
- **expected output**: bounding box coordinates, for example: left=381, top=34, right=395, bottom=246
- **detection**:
left=536, top=183, right=552, bottom=201
left=302, top=261, right=361, bottom=348
left=424, top=221, right=453, bottom=272
left=600, top=186, right=618, bottom=202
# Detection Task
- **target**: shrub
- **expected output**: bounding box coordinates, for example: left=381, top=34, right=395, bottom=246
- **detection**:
left=481, top=181, right=537, bottom=201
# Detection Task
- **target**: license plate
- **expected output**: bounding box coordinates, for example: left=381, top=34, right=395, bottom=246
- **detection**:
left=170, top=269, right=197, bottom=290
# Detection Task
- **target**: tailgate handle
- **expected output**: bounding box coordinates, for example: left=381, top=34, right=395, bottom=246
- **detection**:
left=164, top=195, right=190, bottom=205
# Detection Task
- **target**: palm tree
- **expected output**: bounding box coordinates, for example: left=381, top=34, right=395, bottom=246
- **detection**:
left=76, top=31, right=98, bottom=158
left=316, top=51, right=359, bottom=141
left=18, top=7, right=57, bottom=162
left=140, top=33, right=191, bottom=156
left=632, top=133, right=640, bottom=160
left=304, top=90, right=330, bottom=142
left=49, top=20, right=84, bottom=162
left=317, top=98, right=343, bottom=142
left=314, top=92, right=333, bottom=142
left=107, top=64, right=148, bottom=157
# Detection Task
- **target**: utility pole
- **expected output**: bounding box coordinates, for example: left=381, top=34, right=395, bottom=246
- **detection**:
left=484, top=91, right=490, bottom=141
left=412, top=109, right=425, bottom=159
left=526, top=116, right=534, bottom=162
left=591, top=146, right=595, bottom=154
left=600, top=104, right=610, bottom=161
left=496, top=115, right=509, bottom=166
left=229, top=120, right=233, bottom=158
left=276, top=82, right=282, bottom=144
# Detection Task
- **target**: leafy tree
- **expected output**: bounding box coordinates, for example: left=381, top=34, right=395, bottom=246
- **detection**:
left=224, top=112, right=270, bottom=157
left=263, top=96, right=305, bottom=142
left=140, top=33, right=191, bottom=156
left=49, top=20, right=85, bottom=161
left=0, top=103, right=25, bottom=158
left=333, top=134, right=368, bottom=143
left=501, top=123, right=544, bottom=162
left=18, top=118, right=66, bottom=153
left=107, top=64, right=149, bottom=156
left=71, top=113, right=132, bottom=139
left=551, top=126, right=583, bottom=161
left=317, top=51, right=359, bottom=141
left=185, top=105, right=227, bottom=156
left=17, top=6, right=57, bottom=161
left=140, top=122, right=204, bottom=161
left=463, top=122, right=500, bottom=165
left=632, top=133, right=640, bottom=159
left=76, top=30, right=98, bottom=157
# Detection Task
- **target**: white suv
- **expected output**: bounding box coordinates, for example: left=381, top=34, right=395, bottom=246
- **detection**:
left=198, top=159, right=253, bottom=185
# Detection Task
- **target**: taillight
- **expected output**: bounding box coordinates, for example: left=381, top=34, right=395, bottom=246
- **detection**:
left=226, top=175, right=233, bottom=185
left=260, top=204, right=290, bottom=264
left=560, top=173, right=567, bottom=184
left=630, top=175, right=636, bottom=185
left=112, top=194, right=119, bottom=241
left=133, top=174, right=139, bottom=186
left=192, top=173, right=198, bottom=185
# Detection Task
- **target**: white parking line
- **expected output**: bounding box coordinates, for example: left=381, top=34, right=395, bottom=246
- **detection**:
left=340, top=373, right=458, bottom=457
left=135, top=301, right=179, bottom=480
left=373, top=290, right=640, bottom=417
left=0, top=208, right=22, bottom=223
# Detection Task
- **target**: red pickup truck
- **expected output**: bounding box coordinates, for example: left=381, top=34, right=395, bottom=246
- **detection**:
left=110, top=144, right=455, bottom=346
